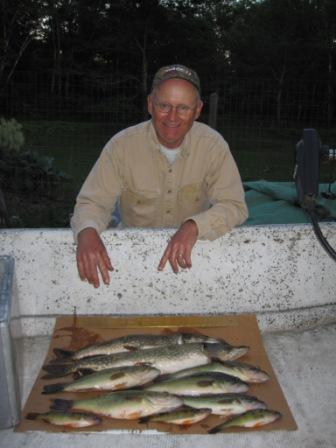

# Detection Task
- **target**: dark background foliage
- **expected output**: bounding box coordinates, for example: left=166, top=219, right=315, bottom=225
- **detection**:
left=1, top=0, right=335, bottom=227
left=2, top=0, right=335, bottom=120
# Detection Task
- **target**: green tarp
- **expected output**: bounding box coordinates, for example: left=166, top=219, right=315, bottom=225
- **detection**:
left=243, top=181, right=336, bottom=225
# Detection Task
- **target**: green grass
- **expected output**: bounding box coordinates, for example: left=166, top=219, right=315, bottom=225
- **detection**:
left=22, top=119, right=336, bottom=187
left=22, top=120, right=126, bottom=188
left=222, top=125, right=336, bottom=182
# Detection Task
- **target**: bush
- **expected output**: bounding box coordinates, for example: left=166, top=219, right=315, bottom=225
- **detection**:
left=0, top=118, right=74, bottom=227
left=0, top=117, right=25, bottom=152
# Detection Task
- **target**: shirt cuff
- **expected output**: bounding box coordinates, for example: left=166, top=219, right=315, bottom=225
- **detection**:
left=184, top=213, right=213, bottom=241
left=71, top=220, right=100, bottom=243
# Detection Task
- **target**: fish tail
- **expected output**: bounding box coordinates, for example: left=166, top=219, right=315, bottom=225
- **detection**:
left=42, top=363, right=75, bottom=378
left=42, top=382, right=67, bottom=394
left=237, top=345, right=249, bottom=352
left=53, top=348, right=75, bottom=359
left=26, top=412, right=40, bottom=421
left=50, top=398, right=73, bottom=412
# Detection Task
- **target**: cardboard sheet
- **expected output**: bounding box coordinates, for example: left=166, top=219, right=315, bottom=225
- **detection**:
left=16, top=314, right=297, bottom=434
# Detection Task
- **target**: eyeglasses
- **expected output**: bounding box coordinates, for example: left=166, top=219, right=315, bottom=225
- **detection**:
left=153, top=100, right=196, bottom=117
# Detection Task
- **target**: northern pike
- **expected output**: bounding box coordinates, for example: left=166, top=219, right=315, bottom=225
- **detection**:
left=42, top=365, right=160, bottom=394
left=139, top=407, right=211, bottom=427
left=50, top=390, right=183, bottom=420
left=26, top=411, right=101, bottom=428
left=205, top=343, right=248, bottom=361
left=53, top=332, right=221, bottom=360
left=145, top=372, right=249, bottom=395
left=208, top=409, right=282, bottom=432
left=166, top=361, right=269, bottom=383
left=182, top=393, right=267, bottom=416
left=43, top=343, right=212, bottom=378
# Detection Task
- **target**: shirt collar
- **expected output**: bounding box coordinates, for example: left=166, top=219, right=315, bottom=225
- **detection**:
left=148, top=120, right=192, bottom=158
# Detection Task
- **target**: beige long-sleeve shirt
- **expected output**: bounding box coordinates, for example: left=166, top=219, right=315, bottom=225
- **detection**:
left=71, top=120, right=248, bottom=241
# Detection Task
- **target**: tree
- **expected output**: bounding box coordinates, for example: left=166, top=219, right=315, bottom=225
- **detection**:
left=0, top=0, right=42, bottom=90
left=221, top=0, right=335, bottom=123
left=312, top=0, right=336, bottom=124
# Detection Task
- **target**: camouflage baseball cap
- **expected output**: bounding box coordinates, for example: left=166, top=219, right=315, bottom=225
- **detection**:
left=152, top=64, right=201, bottom=92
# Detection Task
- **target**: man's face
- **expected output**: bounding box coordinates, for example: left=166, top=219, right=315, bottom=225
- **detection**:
left=148, top=79, right=203, bottom=149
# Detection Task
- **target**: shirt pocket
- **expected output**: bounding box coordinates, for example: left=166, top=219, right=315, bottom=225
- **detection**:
left=177, top=182, right=208, bottom=219
left=120, top=188, right=160, bottom=227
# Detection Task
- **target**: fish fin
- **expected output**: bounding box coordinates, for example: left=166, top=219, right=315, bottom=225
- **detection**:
left=123, top=344, right=139, bottom=351
left=155, top=373, right=170, bottom=381
left=229, top=346, right=249, bottom=361
left=77, top=368, right=95, bottom=376
left=50, top=398, right=73, bottom=412
left=42, top=383, right=67, bottom=394
left=208, top=426, right=221, bottom=434
left=42, top=363, right=74, bottom=378
left=80, top=354, right=107, bottom=361
left=41, top=373, right=65, bottom=380
left=53, top=348, right=74, bottom=359
left=238, top=345, right=249, bottom=352
left=26, top=413, right=39, bottom=421
left=138, top=416, right=150, bottom=424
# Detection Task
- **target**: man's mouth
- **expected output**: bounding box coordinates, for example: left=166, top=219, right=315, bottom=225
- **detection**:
left=163, top=122, right=180, bottom=128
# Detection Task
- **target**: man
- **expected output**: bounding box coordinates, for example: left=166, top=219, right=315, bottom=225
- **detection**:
left=71, top=64, right=248, bottom=288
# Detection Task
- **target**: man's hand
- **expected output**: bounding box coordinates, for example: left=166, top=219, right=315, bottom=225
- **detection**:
left=76, top=227, right=113, bottom=288
left=158, top=220, right=198, bottom=273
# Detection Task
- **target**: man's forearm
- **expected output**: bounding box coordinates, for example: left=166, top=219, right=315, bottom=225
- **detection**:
left=188, top=199, right=248, bottom=241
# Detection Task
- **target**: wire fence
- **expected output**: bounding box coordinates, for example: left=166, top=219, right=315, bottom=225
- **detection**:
left=4, top=71, right=335, bottom=125
left=1, top=71, right=336, bottom=227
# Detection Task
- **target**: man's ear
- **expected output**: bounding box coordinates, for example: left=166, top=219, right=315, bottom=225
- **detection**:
left=147, top=94, right=153, bottom=116
left=194, top=100, right=203, bottom=120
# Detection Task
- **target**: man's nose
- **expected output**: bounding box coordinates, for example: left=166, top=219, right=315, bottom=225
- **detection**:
left=167, top=106, right=178, bottom=120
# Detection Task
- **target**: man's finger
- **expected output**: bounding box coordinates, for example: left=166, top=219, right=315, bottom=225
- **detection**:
left=169, top=256, right=179, bottom=274
left=158, top=245, right=171, bottom=271
left=76, top=256, right=87, bottom=281
left=79, top=253, right=93, bottom=284
left=158, top=255, right=168, bottom=271
left=97, top=254, right=111, bottom=285
left=100, top=247, right=113, bottom=272
left=183, top=248, right=192, bottom=268
left=176, top=251, right=186, bottom=269
left=103, top=252, right=114, bottom=271
left=86, top=255, right=100, bottom=288
left=169, top=246, right=181, bottom=273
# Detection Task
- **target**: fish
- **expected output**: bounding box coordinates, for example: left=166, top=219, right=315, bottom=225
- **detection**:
left=42, top=343, right=211, bottom=378
left=166, top=361, right=269, bottom=383
left=205, top=342, right=248, bottom=362
left=182, top=393, right=267, bottom=416
left=42, top=365, right=160, bottom=394
left=53, top=332, right=221, bottom=360
left=139, top=407, right=211, bottom=427
left=144, top=372, right=249, bottom=396
left=208, top=409, right=282, bottom=432
left=50, top=390, right=183, bottom=420
left=25, top=411, right=101, bottom=428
